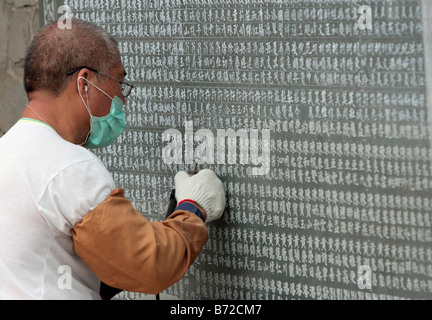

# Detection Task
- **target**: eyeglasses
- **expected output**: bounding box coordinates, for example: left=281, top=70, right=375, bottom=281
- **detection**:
left=66, top=66, right=134, bottom=97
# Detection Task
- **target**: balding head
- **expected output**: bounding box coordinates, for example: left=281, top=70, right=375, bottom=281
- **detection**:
left=24, top=18, right=121, bottom=97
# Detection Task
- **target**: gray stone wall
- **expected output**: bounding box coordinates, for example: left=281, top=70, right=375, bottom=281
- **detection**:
left=0, top=0, right=39, bottom=137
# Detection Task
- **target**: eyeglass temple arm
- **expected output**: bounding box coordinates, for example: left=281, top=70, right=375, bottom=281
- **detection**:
left=66, top=66, right=98, bottom=76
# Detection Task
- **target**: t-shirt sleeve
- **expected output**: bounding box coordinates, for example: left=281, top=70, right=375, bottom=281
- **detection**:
left=37, top=159, right=115, bottom=236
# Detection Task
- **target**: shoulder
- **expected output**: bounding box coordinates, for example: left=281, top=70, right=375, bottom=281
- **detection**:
left=5, top=119, right=104, bottom=168
left=15, top=119, right=117, bottom=199
left=37, top=148, right=116, bottom=235
left=40, top=137, right=116, bottom=199
left=25, top=120, right=112, bottom=179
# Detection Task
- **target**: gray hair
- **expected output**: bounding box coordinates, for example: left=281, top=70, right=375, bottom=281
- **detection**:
left=24, top=18, right=120, bottom=97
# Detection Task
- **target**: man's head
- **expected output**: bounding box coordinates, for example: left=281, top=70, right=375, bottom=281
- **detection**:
left=23, top=18, right=129, bottom=146
left=24, top=18, right=121, bottom=97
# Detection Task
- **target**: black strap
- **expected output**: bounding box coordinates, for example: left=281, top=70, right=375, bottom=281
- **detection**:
left=100, top=281, right=123, bottom=300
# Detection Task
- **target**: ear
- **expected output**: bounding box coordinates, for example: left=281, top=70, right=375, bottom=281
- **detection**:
left=76, top=68, right=92, bottom=96
left=76, top=76, right=88, bottom=97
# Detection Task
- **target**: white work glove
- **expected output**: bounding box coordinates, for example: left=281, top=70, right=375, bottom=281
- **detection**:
left=175, top=169, right=226, bottom=223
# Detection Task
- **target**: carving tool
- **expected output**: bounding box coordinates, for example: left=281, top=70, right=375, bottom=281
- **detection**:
left=165, top=161, right=199, bottom=219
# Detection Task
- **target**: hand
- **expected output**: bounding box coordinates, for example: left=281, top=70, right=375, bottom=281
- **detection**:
left=175, top=169, right=226, bottom=223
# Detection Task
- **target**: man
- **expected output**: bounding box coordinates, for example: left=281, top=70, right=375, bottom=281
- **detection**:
left=0, top=18, right=226, bottom=299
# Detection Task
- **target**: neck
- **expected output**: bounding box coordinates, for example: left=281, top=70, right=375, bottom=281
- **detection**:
left=23, top=92, right=89, bottom=145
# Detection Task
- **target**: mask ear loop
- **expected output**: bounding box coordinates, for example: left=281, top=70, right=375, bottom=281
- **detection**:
left=78, top=76, right=114, bottom=101
left=77, top=77, right=93, bottom=146
left=77, top=77, right=94, bottom=116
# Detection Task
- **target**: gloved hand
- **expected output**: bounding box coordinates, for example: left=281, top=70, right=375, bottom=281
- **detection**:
left=175, top=169, right=226, bottom=223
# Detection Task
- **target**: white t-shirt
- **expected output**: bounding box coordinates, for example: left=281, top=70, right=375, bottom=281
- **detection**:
left=0, top=119, right=115, bottom=299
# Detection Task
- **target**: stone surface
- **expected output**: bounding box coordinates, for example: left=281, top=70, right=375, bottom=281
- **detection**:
left=14, top=0, right=38, bottom=8
left=0, top=0, right=39, bottom=137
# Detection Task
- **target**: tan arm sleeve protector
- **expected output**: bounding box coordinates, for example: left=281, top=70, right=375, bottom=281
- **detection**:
left=72, top=188, right=209, bottom=294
